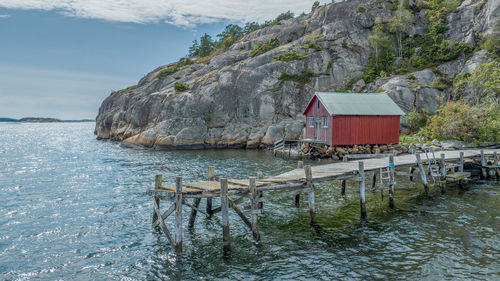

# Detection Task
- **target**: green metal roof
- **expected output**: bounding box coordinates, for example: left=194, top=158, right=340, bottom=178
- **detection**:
left=311, top=92, right=405, bottom=116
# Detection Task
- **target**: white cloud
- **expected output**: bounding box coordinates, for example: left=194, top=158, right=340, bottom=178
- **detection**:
left=0, top=0, right=327, bottom=27
left=0, top=14, right=10, bottom=18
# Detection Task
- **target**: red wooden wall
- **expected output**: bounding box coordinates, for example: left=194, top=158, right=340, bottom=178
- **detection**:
left=304, top=96, right=333, bottom=144
left=331, top=115, right=400, bottom=145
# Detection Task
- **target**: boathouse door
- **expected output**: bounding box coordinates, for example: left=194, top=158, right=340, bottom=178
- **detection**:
left=315, top=118, right=321, bottom=140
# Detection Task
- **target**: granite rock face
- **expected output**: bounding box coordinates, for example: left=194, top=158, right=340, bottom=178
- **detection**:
left=95, top=0, right=498, bottom=149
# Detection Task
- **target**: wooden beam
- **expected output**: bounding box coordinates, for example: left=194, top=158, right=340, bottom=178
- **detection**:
left=304, top=165, right=315, bottom=224
left=188, top=198, right=202, bottom=228
left=220, top=178, right=230, bottom=252
left=388, top=155, right=395, bottom=209
left=439, top=153, right=446, bottom=194
left=249, top=177, right=260, bottom=241
left=415, top=154, right=430, bottom=197
left=481, top=149, right=487, bottom=179
left=341, top=180, right=346, bottom=196
left=206, top=166, right=215, bottom=216
left=228, top=197, right=252, bottom=230
left=295, top=161, right=303, bottom=207
left=153, top=203, right=175, bottom=228
left=152, top=175, right=162, bottom=225
left=175, top=176, right=183, bottom=254
left=359, top=161, right=367, bottom=219
left=153, top=198, right=175, bottom=248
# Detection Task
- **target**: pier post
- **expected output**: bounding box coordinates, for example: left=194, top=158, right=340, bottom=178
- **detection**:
left=152, top=175, right=162, bottom=226
left=188, top=198, right=201, bottom=229
left=304, top=165, right=315, bottom=223
left=206, top=166, right=215, bottom=216
left=341, top=180, right=346, bottom=196
left=359, top=161, right=367, bottom=219
left=459, top=152, right=464, bottom=172
left=175, top=176, right=183, bottom=254
left=295, top=161, right=303, bottom=207
left=388, top=155, right=395, bottom=209
left=249, top=177, right=260, bottom=241
left=494, top=152, right=499, bottom=179
left=415, top=154, right=430, bottom=197
left=480, top=150, right=487, bottom=179
left=220, top=178, right=230, bottom=252
left=439, top=153, right=446, bottom=194
left=257, top=171, right=263, bottom=209
left=409, top=167, right=414, bottom=181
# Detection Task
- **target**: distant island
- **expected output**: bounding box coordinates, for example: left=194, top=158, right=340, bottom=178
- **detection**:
left=0, top=117, right=94, bottom=123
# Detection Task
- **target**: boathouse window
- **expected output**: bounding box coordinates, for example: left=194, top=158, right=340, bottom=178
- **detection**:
left=322, top=117, right=328, bottom=128
left=317, top=100, right=320, bottom=109
left=308, top=117, right=314, bottom=127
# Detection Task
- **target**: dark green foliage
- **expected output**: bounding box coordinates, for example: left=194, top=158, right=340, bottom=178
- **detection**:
left=300, top=34, right=324, bottom=51
left=177, top=57, right=194, bottom=67
left=244, top=22, right=261, bottom=34
left=203, top=114, right=213, bottom=123
left=157, top=66, right=180, bottom=78
left=430, top=76, right=451, bottom=90
left=174, top=82, right=189, bottom=92
left=250, top=38, right=280, bottom=57
left=278, top=70, right=318, bottom=88
left=409, top=55, right=428, bottom=69
left=311, top=1, right=320, bottom=12
left=406, top=107, right=429, bottom=132
left=115, top=85, right=137, bottom=94
left=188, top=39, right=200, bottom=57
left=198, top=34, right=216, bottom=57
left=357, top=5, right=366, bottom=13
left=273, top=49, right=307, bottom=61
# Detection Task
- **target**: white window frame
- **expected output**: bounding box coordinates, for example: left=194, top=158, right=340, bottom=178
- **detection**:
left=322, top=116, right=328, bottom=128
left=308, top=117, right=314, bottom=127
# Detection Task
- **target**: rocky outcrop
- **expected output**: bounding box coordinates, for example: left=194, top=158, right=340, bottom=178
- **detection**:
left=95, top=0, right=499, bottom=149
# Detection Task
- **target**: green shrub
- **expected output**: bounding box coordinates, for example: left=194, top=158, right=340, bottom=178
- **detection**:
left=357, top=5, right=366, bottom=13
left=203, top=114, right=213, bottom=123
left=409, top=55, right=428, bottom=69
left=273, top=49, right=307, bottom=61
left=177, top=57, right=194, bottom=67
left=250, top=38, right=280, bottom=57
left=430, top=76, right=450, bottom=90
left=423, top=100, right=500, bottom=143
left=174, top=82, right=189, bottom=92
left=196, top=56, right=211, bottom=64
left=481, top=36, right=500, bottom=58
left=300, top=34, right=324, bottom=51
left=115, top=85, right=137, bottom=94
left=406, top=108, right=429, bottom=131
left=278, top=70, right=318, bottom=88
left=157, top=66, right=180, bottom=78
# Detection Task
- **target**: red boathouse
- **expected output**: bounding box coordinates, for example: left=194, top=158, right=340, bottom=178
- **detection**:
left=303, top=92, right=405, bottom=146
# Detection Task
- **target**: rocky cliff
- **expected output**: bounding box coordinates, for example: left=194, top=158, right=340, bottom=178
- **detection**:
left=95, top=0, right=498, bottom=149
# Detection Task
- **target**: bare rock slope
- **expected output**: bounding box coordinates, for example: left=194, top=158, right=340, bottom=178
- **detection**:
left=95, top=0, right=498, bottom=149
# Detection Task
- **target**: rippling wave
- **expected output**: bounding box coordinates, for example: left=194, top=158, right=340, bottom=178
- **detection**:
left=0, top=123, right=498, bottom=280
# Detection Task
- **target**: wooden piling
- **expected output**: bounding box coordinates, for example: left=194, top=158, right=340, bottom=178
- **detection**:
left=175, top=176, right=183, bottom=254
left=257, top=171, right=263, bottom=209
left=494, top=152, right=499, bottom=179
left=415, top=154, right=430, bottom=197
left=481, top=150, right=487, bottom=179
left=304, top=165, right=315, bottom=223
left=249, top=177, right=260, bottom=241
left=409, top=167, right=414, bottom=181
left=206, top=166, right=215, bottom=216
left=359, top=161, right=367, bottom=219
left=152, top=175, right=162, bottom=225
left=188, top=198, right=201, bottom=228
left=295, top=161, right=303, bottom=207
left=388, top=155, right=395, bottom=209
left=439, top=153, right=446, bottom=194
left=220, top=178, right=230, bottom=251
left=459, top=152, right=464, bottom=172
left=341, top=180, right=346, bottom=196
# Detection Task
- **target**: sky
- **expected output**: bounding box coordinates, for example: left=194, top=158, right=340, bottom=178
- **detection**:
left=0, top=0, right=329, bottom=120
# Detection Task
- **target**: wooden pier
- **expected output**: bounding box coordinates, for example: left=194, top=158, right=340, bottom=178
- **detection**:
left=147, top=149, right=499, bottom=254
